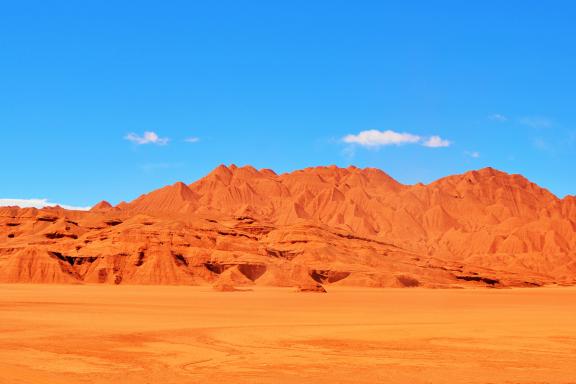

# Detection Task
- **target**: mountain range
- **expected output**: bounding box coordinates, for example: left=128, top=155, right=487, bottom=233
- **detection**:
left=1, top=164, right=575, bottom=289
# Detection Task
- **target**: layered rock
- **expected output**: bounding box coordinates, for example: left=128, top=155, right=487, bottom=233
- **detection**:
left=1, top=165, right=575, bottom=288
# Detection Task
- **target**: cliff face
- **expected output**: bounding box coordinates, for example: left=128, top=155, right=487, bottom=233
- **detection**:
left=1, top=165, right=575, bottom=288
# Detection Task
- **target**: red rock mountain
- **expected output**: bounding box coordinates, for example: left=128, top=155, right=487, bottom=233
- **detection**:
left=1, top=165, right=575, bottom=288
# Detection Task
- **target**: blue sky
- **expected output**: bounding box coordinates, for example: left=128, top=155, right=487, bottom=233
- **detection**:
left=1, top=1, right=575, bottom=208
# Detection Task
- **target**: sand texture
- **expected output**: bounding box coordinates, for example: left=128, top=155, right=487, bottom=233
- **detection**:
left=1, top=285, right=576, bottom=383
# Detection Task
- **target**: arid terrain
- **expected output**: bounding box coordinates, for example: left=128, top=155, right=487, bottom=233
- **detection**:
left=1, top=285, right=576, bottom=384
left=3, top=0, right=574, bottom=382
left=2, top=165, right=576, bottom=382
left=1, top=165, right=575, bottom=289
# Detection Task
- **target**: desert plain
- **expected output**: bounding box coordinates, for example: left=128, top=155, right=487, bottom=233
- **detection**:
left=1, top=284, right=576, bottom=384
left=2, top=165, right=576, bottom=383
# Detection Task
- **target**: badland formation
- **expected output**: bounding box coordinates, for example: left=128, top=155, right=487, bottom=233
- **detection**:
left=1, top=165, right=575, bottom=289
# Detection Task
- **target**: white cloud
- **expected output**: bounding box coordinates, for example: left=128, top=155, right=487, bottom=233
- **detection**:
left=343, top=129, right=421, bottom=147
left=0, top=198, right=91, bottom=211
left=489, top=113, right=508, bottom=122
left=423, top=135, right=451, bottom=148
left=125, top=131, right=170, bottom=145
left=343, top=129, right=451, bottom=149
left=184, top=137, right=200, bottom=143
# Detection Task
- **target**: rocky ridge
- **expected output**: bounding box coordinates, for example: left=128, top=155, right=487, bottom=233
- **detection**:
left=1, top=165, right=575, bottom=289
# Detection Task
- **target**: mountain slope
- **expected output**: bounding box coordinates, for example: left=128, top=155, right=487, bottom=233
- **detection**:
left=1, top=165, right=575, bottom=288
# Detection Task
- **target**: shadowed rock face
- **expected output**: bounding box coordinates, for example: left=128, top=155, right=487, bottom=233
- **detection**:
left=1, top=165, right=575, bottom=288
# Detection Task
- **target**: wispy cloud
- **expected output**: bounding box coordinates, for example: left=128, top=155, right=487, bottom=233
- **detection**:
left=488, top=113, right=554, bottom=129
left=343, top=129, right=451, bottom=149
left=423, top=135, right=451, bottom=148
left=341, top=144, right=356, bottom=159
left=532, top=137, right=551, bottom=151
left=519, top=116, right=553, bottom=129
left=125, top=131, right=170, bottom=145
left=488, top=113, right=508, bottom=122
left=184, top=137, right=200, bottom=143
left=0, top=198, right=91, bottom=211
left=465, top=151, right=480, bottom=158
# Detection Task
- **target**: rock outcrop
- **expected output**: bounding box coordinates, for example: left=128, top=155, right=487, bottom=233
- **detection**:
left=1, top=165, right=575, bottom=288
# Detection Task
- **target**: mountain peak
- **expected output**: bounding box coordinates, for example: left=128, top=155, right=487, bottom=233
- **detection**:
left=1, top=163, right=575, bottom=288
left=124, top=181, right=197, bottom=214
left=90, top=200, right=113, bottom=212
left=165, top=181, right=196, bottom=199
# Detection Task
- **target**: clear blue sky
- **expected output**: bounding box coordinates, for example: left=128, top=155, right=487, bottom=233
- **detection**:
left=1, top=1, right=575, bottom=208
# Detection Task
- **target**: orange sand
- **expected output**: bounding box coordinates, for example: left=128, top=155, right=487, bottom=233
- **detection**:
left=1, top=285, right=575, bottom=384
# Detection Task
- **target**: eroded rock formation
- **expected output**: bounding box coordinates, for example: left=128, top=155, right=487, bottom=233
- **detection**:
left=1, top=165, right=575, bottom=288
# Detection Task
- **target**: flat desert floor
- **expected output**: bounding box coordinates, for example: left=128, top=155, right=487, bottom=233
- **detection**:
left=1, top=285, right=576, bottom=384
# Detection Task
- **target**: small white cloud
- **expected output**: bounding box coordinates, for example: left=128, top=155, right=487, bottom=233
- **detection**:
left=489, top=114, right=508, bottom=122
left=343, top=129, right=421, bottom=147
left=519, top=116, right=552, bottom=129
left=125, top=131, right=170, bottom=145
left=465, top=151, right=480, bottom=158
left=0, top=198, right=91, bottom=211
left=343, top=129, right=451, bottom=149
left=184, top=137, right=200, bottom=143
left=422, top=135, right=451, bottom=148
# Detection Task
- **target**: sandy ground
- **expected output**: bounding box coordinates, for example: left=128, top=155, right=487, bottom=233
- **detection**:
left=1, top=285, right=575, bottom=384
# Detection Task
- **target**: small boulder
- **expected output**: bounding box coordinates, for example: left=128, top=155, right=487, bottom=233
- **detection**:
left=297, top=283, right=327, bottom=293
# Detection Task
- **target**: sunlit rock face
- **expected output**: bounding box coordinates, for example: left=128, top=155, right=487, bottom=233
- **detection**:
left=1, top=165, right=575, bottom=288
